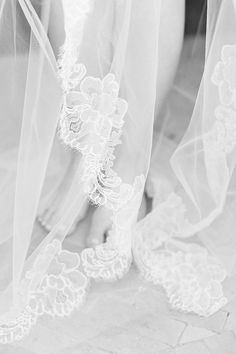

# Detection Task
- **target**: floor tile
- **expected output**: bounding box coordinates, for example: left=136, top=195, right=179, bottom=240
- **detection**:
left=204, top=331, right=236, bottom=354
left=0, top=345, right=34, bottom=354
left=176, top=341, right=211, bottom=354
left=18, top=323, right=78, bottom=354
left=179, top=325, right=214, bottom=344
left=122, top=314, right=186, bottom=347
left=170, top=309, right=228, bottom=333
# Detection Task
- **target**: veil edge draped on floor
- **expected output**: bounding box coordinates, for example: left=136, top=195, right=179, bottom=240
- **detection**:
left=0, top=0, right=236, bottom=344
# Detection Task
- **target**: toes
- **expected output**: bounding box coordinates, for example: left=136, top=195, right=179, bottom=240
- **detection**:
left=38, top=195, right=60, bottom=229
left=38, top=200, right=89, bottom=235
left=86, top=207, right=112, bottom=248
left=138, top=192, right=148, bottom=221
left=38, top=206, right=57, bottom=231
left=37, top=213, right=52, bottom=232
left=67, top=202, right=89, bottom=236
left=78, top=202, right=88, bottom=221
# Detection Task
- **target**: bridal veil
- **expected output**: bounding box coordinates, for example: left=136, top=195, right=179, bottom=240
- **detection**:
left=0, top=0, right=235, bottom=343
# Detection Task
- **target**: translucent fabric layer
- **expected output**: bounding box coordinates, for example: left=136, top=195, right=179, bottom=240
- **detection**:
left=1, top=0, right=236, bottom=345
left=0, top=0, right=161, bottom=343
left=134, top=0, right=236, bottom=317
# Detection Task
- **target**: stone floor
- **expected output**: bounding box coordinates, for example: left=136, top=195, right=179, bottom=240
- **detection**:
left=2, top=37, right=236, bottom=354
left=2, top=266, right=236, bottom=354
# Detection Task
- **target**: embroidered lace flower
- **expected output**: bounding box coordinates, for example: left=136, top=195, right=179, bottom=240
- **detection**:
left=134, top=223, right=228, bottom=317
left=0, top=173, right=144, bottom=344
left=59, top=65, right=129, bottom=209
left=209, top=106, right=236, bottom=154
left=0, top=239, right=89, bottom=344
left=212, top=45, right=236, bottom=108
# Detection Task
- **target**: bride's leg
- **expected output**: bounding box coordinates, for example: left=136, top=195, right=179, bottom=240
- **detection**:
left=154, top=0, right=185, bottom=120
left=31, top=0, right=65, bottom=57
left=86, top=0, right=185, bottom=247
left=37, top=150, right=88, bottom=232
left=73, top=0, right=114, bottom=247
left=38, top=0, right=184, bottom=244
left=47, top=0, right=65, bottom=57
left=37, top=1, right=88, bottom=232
left=146, top=0, right=185, bottom=204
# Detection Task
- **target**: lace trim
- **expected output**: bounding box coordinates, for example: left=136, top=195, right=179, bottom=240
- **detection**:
left=81, top=175, right=144, bottom=280
left=134, top=45, right=233, bottom=316
left=0, top=239, right=89, bottom=344
left=133, top=193, right=227, bottom=317
left=59, top=4, right=229, bottom=321
left=59, top=68, right=129, bottom=209
left=1, top=2, right=231, bottom=345
left=134, top=238, right=227, bottom=317
left=58, top=0, right=128, bottom=210
left=0, top=174, right=144, bottom=344
left=210, top=45, right=236, bottom=153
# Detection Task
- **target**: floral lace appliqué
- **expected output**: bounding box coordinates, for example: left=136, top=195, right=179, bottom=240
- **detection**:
left=134, top=225, right=227, bottom=317
left=0, top=174, right=144, bottom=344
left=133, top=191, right=228, bottom=317
left=0, top=239, right=89, bottom=344
left=59, top=1, right=128, bottom=210
left=25, top=240, right=89, bottom=318
left=209, top=45, right=236, bottom=154
left=209, top=106, right=236, bottom=154
left=82, top=175, right=145, bottom=280
left=59, top=65, right=129, bottom=210
left=212, top=45, right=236, bottom=108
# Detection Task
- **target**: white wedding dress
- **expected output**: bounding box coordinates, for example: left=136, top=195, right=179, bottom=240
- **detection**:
left=0, top=0, right=236, bottom=344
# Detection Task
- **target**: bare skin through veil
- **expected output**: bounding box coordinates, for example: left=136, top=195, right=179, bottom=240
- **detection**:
left=37, top=0, right=185, bottom=248
left=1, top=0, right=236, bottom=345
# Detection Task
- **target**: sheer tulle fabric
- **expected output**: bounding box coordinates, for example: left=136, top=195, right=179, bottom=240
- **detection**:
left=0, top=0, right=160, bottom=343
left=134, top=0, right=236, bottom=316
left=0, top=0, right=235, bottom=345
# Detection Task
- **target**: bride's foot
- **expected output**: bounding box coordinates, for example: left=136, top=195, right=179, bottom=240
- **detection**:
left=37, top=183, right=88, bottom=234
left=86, top=206, right=112, bottom=248
left=37, top=151, right=87, bottom=234
left=86, top=192, right=148, bottom=248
